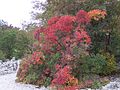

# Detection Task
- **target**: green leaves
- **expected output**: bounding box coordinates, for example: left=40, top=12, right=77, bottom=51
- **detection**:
left=0, top=29, right=34, bottom=59
left=82, top=54, right=107, bottom=74
left=0, top=50, right=6, bottom=60
left=47, top=53, right=61, bottom=70
left=44, top=77, right=51, bottom=87
left=0, top=30, right=17, bottom=59
left=80, top=53, right=117, bottom=75
left=52, top=53, right=61, bottom=60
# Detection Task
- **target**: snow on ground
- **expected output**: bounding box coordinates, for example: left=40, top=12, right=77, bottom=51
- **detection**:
left=102, top=78, right=120, bottom=90
left=0, top=73, right=48, bottom=90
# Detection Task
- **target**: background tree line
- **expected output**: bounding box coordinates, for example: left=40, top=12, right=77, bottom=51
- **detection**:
left=0, top=20, right=34, bottom=60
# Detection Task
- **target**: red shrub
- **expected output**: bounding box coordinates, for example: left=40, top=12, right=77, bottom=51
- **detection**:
left=76, top=10, right=90, bottom=25
left=17, top=9, right=107, bottom=88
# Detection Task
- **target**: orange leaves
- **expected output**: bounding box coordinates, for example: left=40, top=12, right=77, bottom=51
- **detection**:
left=88, top=9, right=107, bottom=21
left=67, top=76, right=78, bottom=86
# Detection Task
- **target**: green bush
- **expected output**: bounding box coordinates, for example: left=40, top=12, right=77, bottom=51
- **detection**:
left=100, top=52, right=117, bottom=75
left=0, top=50, right=6, bottom=60
left=73, top=53, right=117, bottom=79
left=81, top=54, right=107, bottom=75
left=91, top=80, right=102, bottom=89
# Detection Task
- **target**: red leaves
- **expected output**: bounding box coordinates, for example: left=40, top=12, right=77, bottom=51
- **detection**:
left=48, top=16, right=60, bottom=25
left=34, top=10, right=92, bottom=47
left=52, top=66, right=71, bottom=85
left=32, top=51, right=44, bottom=65
left=55, top=64, right=62, bottom=71
left=48, top=15, right=75, bottom=32
left=75, top=31, right=83, bottom=41
left=75, top=27, right=91, bottom=45
left=56, top=15, right=75, bottom=32
left=44, top=27, right=58, bottom=43
left=76, top=10, right=90, bottom=25
left=33, top=10, right=92, bottom=66
left=52, top=65, right=79, bottom=90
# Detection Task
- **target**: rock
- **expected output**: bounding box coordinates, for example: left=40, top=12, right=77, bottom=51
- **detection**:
left=0, top=60, right=19, bottom=75
left=11, top=57, right=16, bottom=61
left=102, top=77, right=120, bottom=90
left=102, top=82, right=120, bottom=90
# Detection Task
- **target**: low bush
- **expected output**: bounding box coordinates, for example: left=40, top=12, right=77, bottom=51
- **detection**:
left=73, top=53, right=117, bottom=79
left=100, top=52, right=117, bottom=75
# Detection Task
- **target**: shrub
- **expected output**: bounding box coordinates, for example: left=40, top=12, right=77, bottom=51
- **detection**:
left=73, top=52, right=117, bottom=79
left=100, top=52, right=117, bottom=75
left=16, top=55, right=47, bottom=85
left=0, top=50, right=6, bottom=60
left=16, top=56, right=31, bottom=82
left=16, top=9, right=109, bottom=89
left=72, top=54, right=107, bottom=79
left=82, top=54, right=107, bottom=75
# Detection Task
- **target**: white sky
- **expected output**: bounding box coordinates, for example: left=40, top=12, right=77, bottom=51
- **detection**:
left=0, top=0, right=45, bottom=28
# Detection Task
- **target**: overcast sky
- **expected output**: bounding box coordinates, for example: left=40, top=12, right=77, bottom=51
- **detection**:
left=0, top=0, right=45, bottom=28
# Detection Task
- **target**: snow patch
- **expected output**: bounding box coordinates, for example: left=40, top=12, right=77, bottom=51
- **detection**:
left=0, top=73, right=48, bottom=90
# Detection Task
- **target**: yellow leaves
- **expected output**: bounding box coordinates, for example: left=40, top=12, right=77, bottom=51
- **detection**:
left=88, top=9, right=107, bottom=21
left=67, top=76, right=78, bottom=86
